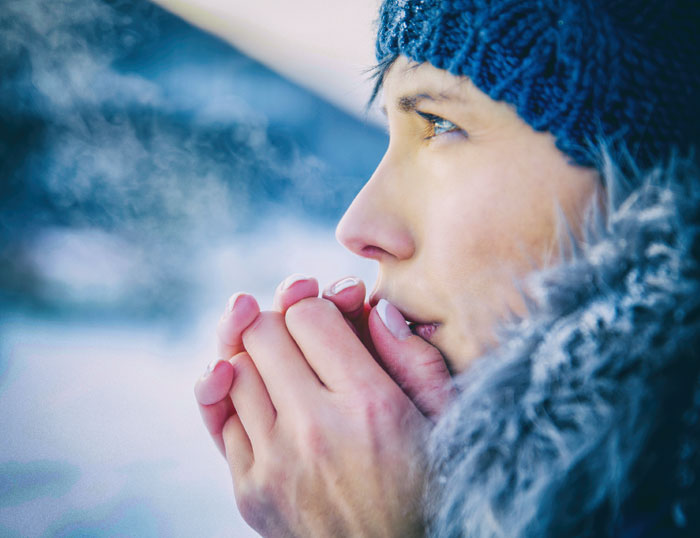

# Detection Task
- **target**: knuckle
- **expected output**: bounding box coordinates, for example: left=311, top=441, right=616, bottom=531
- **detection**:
left=358, top=389, right=404, bottom=425
left=283, top=408, right=328, bottom=460
left=231, top=350, right=251, bottom=364
left=285, top=296, right=337, bottom=328
left=221, top=414, right=239, bottom=441
left=229, top=351, right=251, bottom=386
left=241, top=311, right=283, bottom=343
left=299, top=419, right=329, bottom=459
left=421, top=350, right=450, bottom=376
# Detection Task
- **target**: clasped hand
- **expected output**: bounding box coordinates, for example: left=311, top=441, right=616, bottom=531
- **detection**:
left=194, top=275, right=453, bottom=537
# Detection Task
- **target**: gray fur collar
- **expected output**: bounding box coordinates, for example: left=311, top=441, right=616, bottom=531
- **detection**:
left=426, top=154, right=700, bottom=537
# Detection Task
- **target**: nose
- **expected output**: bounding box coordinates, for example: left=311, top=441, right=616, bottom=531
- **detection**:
left=335, top=153, right=415, bottom=262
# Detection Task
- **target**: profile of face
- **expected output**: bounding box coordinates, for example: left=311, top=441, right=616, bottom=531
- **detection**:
left=337, top=56, right=602, bottom=374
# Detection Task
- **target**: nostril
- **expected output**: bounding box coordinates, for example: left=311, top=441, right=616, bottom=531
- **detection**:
left=360, top=245, right=388, bottom=259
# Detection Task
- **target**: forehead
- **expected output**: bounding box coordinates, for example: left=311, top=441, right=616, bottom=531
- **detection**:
left=380, top=56, right=523, bottom=126
left=382, top=56, right=496, bottom=112
left=381, top=56, right=475, bottom=106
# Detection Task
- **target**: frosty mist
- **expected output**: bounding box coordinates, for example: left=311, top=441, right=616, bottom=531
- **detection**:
left=0, top=0, right=383, bottom=317
left=0, top=3, right=382, bottom=535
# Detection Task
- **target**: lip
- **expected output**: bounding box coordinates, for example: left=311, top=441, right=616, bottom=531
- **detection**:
left=411, top=321, right=439, bottom=341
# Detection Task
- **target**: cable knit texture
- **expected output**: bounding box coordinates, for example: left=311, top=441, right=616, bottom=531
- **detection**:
left=376, top=0, right=700, bottom=167
left=425, top=153, right=700, bottom=537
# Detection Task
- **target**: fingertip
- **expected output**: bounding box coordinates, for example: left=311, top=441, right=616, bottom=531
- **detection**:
left=367, top=302, right=393, bottom=341
left=326, top=276, right=363, bottom=296
left=273, top=275, right=319, bottom=313
left=322, top=277, right=366, bottom=318
left=217, top=293, right=260, bottom=347
left=195, top=359, right=235, bottom=405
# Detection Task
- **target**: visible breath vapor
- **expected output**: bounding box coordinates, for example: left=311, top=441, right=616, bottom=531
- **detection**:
left=0, top=3, right=383, bottom=536
left=0, top=0, right=380, bottom=316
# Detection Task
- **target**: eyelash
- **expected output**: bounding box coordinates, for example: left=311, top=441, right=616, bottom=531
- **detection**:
left=416, top=111, right=467, bottom=140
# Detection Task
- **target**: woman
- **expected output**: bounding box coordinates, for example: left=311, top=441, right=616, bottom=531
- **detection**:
left=195, top=0, right=700, bottom=535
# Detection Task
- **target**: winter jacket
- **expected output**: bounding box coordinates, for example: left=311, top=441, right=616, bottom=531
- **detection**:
left=426, top=153, right=700, bottom=537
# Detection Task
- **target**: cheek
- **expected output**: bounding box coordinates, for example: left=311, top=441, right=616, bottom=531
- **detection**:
left=417, top=161, right=563, bottom=347
left=423, top=167, right=556, bottom=281
left=407, top=131, right=599, bottom=370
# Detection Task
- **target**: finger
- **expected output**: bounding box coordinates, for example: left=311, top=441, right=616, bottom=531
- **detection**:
left=285, top=297, right=390, bottom=392
left=194, top=358, right=235, bottom=405
left=217, top=293, right=260, bottom=359
left=369, top=299, right=455, bottom=420
left=242, top=311, right=320, bottom=409
left=198, top=397, right=234, bottom=457
left=229, top=352, right=277, bottom=450
left=322, top=277, right=366, bottom=321
left=222, top=413, right=254, bottom=477
left=195, top=359, right=236, bottom=456
left=272, top=274, right=319, bottom=313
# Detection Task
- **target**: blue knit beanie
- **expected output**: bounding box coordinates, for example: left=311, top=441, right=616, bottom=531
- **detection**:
left=376, top=0, right=699, bottom=167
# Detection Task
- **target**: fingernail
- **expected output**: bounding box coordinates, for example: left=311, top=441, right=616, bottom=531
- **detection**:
left=281, top=273, right=312, bottom=291
left=224, top=292, right=244, bottom=316
left=203, top=358, right=226, bottom=378
left=330, top=276, right=359, bottom=295
left=376, top=299, right=411, bottom=340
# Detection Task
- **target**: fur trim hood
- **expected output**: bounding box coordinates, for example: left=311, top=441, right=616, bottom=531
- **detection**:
left=426, top=154, right=700, bottom=537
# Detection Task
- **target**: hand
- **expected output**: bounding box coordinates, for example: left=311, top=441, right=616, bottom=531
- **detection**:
left=223, top=296, right=430, bottom=537
left=195, top=275, right=454, bottom=453
left=367, top=299, right=454, bottom=420
left=194, top=275, right=319, bottom=456
left=320, top=278, right=454, bottom=420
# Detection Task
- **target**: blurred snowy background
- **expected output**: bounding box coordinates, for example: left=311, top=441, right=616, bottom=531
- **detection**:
left=0, top=0, right=385, bottom=535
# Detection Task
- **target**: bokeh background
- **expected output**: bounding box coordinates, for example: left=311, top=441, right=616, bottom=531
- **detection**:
left=0, top=0, right=385, bottom=535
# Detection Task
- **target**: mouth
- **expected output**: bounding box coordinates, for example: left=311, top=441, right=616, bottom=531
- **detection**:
left=369, top=292, right=440, bottom=342
left=407, top=321, right=439, bottom=340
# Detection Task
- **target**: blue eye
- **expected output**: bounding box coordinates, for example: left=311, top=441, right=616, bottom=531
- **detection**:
left=416, top=111, right=466, bottom=139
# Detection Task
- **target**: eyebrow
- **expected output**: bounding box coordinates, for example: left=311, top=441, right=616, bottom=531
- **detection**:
left=380, top=91, right=468, bottom=116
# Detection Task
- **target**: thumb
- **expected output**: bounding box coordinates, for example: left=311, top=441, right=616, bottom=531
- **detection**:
left=369, top=299, right=454, bottom=420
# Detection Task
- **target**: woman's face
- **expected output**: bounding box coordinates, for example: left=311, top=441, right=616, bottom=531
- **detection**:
left=336, top=56, right=601, bottom=373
